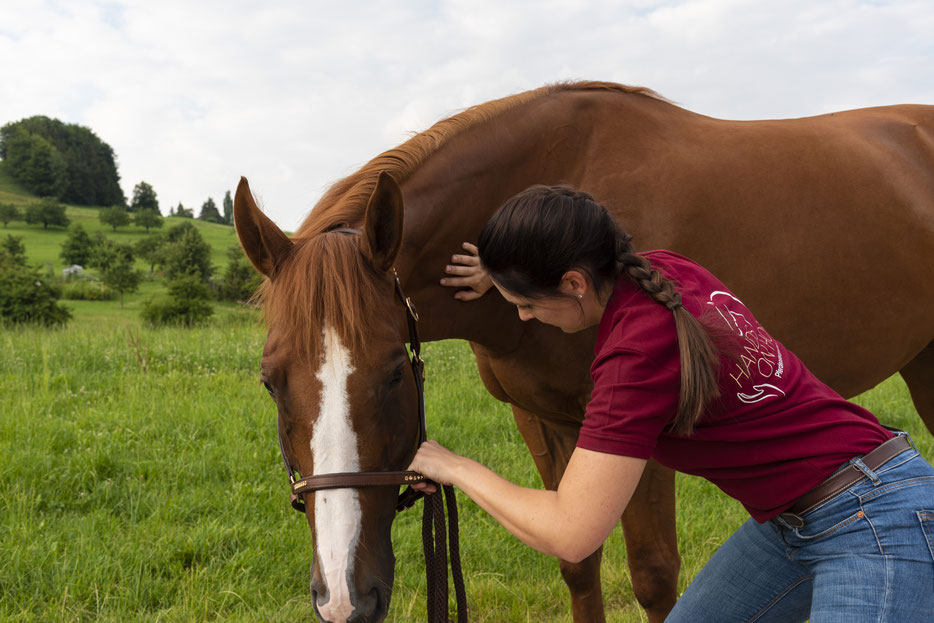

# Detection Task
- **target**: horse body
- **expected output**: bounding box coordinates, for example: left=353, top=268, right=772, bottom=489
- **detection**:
left=238, top=82, right=934, bottom=623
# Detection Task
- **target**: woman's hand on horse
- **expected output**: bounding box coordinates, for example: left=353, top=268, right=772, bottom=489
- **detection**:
left=408, top=440, right=467, bottom=493
left=440, top=242, right=493, bottom=301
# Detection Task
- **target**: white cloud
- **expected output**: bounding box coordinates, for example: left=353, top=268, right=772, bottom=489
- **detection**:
left=1, top=0, right=932, bottom=229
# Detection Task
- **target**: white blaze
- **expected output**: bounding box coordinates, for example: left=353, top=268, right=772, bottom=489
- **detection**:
left=312, top=327, right=360, bottom=623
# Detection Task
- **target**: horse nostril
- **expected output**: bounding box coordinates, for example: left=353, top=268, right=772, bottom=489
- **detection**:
left=345, top=586, right=384, bottom=623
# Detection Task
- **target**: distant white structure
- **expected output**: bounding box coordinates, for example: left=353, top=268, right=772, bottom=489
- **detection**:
left=63, top=265, right=83, bottom=278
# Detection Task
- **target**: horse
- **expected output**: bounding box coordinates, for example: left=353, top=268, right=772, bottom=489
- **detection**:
left=235, top=81, right=934, bottom=623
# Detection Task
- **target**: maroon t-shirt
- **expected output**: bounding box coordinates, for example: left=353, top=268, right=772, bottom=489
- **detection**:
left=575, top=250, right=892, bottom=522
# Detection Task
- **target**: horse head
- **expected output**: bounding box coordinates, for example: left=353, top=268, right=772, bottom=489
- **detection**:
left=235, top=173, right=421, bottom=623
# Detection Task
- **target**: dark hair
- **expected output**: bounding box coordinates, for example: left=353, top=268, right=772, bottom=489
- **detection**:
left=477, top=185, right=720, bottom=435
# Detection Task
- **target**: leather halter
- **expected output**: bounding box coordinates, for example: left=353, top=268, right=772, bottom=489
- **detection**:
left=276, top=228, right=429, bottom=513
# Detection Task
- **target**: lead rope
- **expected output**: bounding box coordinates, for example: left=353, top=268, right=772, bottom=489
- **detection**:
left=394, top=272, right=468, bottom=623
left=422, top=484, right=468, bottom=622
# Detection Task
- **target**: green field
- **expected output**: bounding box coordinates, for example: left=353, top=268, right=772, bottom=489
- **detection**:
left=2, top=166, right=933, bottom=621
left=1, top=313, right=931, bottom=622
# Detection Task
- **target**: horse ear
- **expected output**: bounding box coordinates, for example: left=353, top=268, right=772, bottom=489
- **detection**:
left=360, top=171, right=404, bottom=272
left=234, top=177, right=294, bottom=278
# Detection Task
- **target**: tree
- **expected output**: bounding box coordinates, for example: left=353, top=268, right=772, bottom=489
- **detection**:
left=135, top=233, right=167, bottom=273
left=0, top=204, right=21, bottom=227
left=218, top=245, right=263, bottom=302
left=101, top=256, right=141, bottom=308
left=2, top=235, right=26, bottom=265
left=174, top=202, right=193, bottom=218
left=1, top=239, right=71, bottom=327
left=162, top=225, right=213, bottom=282
left=88, top=232, right=134, bottom=272
left=134, top=208, right=163, bottom=232
left=20, top=134, right=68, bottom=197
left=0, top=116, right=124, bottom=206
left=60, top=224, right=94, bottom=266
left=141, top=274, right=214, bottom=327
left=99, top=205, right=131, bottom=231
left=129, top=181, right=159, bottom=213
left=198, top=197, right=223, bottom=223
left=222, top=190, right=233, bottom=225
left=24, top=197, right=69, bottom=229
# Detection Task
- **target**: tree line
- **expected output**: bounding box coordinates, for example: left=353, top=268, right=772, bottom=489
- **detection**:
left=0, top=116, right=124, bottom=205
left=0, top=184, right=236, bottom=230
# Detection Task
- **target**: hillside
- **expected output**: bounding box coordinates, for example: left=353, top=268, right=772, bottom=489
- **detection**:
left=0, top=162, right=242, bottom=272
left=1, top=162, right=256, bottom=326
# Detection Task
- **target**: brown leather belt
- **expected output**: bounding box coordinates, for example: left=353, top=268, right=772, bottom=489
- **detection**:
left=774, top=434, right=913, bottom=525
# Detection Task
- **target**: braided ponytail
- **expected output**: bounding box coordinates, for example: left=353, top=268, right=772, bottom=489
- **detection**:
left=478, top=184, right=726, bottom=435
left=616, top=248, right=720, bottom=435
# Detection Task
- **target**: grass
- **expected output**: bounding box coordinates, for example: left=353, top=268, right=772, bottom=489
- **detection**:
left=1, top=311, right=931, bottom=622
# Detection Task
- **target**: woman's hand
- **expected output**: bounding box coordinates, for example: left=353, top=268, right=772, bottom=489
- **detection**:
left=408, top=440, right=468, bottom=494
left=440, top=242, right=493, bottom=301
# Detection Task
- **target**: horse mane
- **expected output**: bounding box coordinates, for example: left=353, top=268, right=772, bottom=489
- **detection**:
left=263, top=231, right=385, bottom=360
left=261, top=81, right=664, bottom=358
left=297, top=80, right=664, bottom=236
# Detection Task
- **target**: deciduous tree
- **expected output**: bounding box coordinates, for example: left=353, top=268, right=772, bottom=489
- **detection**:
left=24, top=197, right=69, bottom=229
left=60, top=224, right=94, bottom=266
left=134, top=208, right=163, bottom=232
left=99, top=205, right=131, bottom=231
left=129, top=181, right=159, bottom=213
left=0, top=204, right=21, bottom=227
left=0, top=238, right=71, bottom=326
left=101, top=257, right=142, bottom=308
left=218, top=245, right=262, bottom=302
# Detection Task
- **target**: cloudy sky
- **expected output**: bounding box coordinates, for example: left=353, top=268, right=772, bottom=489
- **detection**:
left=3, top=0, right=933, bottom=230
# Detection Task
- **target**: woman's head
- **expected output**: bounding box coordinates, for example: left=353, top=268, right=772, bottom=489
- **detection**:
left=477, top=184, right=722, bottom=436
left=477, top=185, right=626, bottom=302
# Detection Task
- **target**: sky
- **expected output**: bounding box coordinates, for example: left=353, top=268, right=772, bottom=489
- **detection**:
left=2, top=0, right=933, bottom=231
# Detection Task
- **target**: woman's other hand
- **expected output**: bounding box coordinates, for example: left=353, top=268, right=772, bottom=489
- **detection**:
left=440, top=242, right=493, bottom=301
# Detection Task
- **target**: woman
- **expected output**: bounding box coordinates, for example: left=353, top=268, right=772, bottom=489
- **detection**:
left=408, top=185, right=934, bottom=622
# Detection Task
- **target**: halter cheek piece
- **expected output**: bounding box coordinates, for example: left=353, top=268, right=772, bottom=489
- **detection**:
left=276, top=228, right=429, bottom=514
left=276, top=227, right=469, bottom=623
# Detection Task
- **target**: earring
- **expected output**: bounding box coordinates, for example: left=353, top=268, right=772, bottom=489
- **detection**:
left=578, top=294, right=582, bottom=299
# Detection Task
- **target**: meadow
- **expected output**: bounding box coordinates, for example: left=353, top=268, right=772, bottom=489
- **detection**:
left=2, top=301, right=932, bottom=622
left=2, top=167, right=932, bottom=621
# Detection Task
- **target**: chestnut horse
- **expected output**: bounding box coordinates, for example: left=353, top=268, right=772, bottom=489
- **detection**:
left=236, top=81, right=934, bottom=623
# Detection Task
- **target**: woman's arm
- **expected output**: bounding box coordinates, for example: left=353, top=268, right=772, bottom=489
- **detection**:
left=409, top=441, right=646, bottom=563
left=440, top=242, right=493, bottom=300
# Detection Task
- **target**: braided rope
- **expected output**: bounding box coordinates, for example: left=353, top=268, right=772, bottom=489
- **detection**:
left=422, top=485, right=468, bottom=622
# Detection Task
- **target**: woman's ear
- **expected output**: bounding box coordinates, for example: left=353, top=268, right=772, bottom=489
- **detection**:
left=559, top=270, right=589, bottom=298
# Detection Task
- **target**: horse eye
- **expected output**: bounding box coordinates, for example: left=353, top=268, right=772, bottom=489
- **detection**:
left=262, top=380, right=276, bottom=399
left=388, top=365, right=405, bottom=388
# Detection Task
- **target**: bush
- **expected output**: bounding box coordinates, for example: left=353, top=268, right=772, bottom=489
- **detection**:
left=60, top=279, right=117, bottom=301
left=0, top=258, right=72, bottom=326
left=140, top=275, right=214, bottom=327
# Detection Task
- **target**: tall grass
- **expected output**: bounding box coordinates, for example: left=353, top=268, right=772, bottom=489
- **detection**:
left=1, top=315, right=931, bottom=622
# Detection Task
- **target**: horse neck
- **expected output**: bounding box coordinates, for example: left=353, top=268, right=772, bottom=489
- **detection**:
left=390, top=89, right=672, bottom=345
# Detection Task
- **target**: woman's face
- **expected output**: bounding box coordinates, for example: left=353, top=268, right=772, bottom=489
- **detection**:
left=493, top=283, right=588, bottom=333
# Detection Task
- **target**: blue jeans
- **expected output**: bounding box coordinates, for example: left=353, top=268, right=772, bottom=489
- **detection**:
left=666, top=442, right=934, bottom=622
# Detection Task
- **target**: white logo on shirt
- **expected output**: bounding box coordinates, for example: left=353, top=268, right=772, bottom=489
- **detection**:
left=707, top=291, right=785, bottom=404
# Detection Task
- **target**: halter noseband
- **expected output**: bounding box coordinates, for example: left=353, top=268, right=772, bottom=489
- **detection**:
left=276, top=228, right=429, bottom=513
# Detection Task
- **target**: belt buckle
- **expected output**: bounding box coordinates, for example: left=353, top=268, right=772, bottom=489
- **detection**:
left=774, top=512, right=805, bottom=528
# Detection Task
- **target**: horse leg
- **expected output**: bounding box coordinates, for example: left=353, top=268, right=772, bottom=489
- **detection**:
left=620, top=460, right=680, bottom=623
left=511, top=405, right=607, bottom=623
left=899, top=341, right=934, bottom=436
